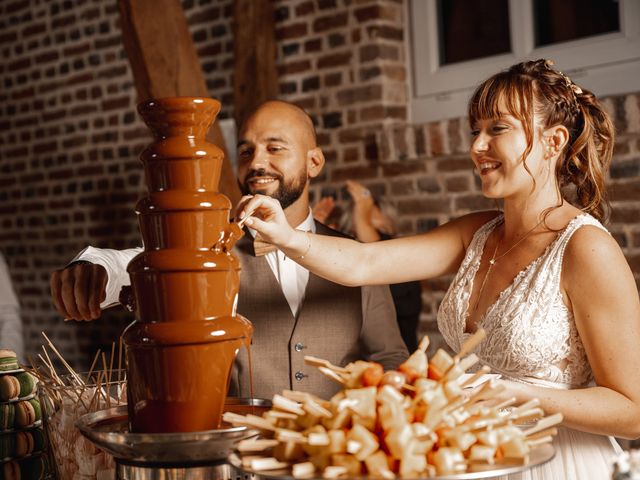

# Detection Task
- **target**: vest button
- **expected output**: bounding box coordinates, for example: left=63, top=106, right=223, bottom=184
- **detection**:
left=294, top=342, right=305, bottom=352
left=295, top=371, right=307, bottom=381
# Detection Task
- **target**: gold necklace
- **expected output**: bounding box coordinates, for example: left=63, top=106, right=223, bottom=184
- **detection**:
left=470, top=217, right=546, bottom=317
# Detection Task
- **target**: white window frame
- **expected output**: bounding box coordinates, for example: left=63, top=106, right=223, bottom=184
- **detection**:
left=409, top=0, right=640, bottom=123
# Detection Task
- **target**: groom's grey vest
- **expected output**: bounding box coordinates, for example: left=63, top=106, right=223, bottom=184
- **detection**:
left=229, top=222, right=366, bottom=399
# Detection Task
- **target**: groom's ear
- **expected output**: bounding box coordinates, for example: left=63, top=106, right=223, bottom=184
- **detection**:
left=307, top=147, right=325, bottom=179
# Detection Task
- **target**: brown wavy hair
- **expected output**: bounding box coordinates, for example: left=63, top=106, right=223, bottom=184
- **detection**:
left=468, top=59, right=614, bottom=222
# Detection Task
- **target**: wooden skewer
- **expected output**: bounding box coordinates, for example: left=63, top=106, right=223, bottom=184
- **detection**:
left=457, top=353, right=479, bottom=373
left=237, top=438, right=280, bottom=452
left=101, top=352, right=111, bottom=409
left=526, top=427, right=557, bottom=440
left=523, top=413, right=563, bottom=437
left=117, top=337, right=124, bottom=386
left=41, top=332, right=85, bottom=386
left=527, top=435, right=554, bottom=447
left=460, top=365, right=491, bottom=388
left=511, top=398, right=540, bottom=416
left=317, top=366, right=346, bottom=385
left=418, top=336, right=430, bottom=352
left=304, top=356, right=349, bottom=374
left=456, top=328, right=486, bottom=360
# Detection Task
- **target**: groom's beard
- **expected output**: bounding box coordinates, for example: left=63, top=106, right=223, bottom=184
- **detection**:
left=239, top=167, right=308, bottom=210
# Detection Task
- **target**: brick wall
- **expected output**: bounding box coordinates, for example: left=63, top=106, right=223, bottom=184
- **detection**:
left=0, top=0, right=638, bottom=367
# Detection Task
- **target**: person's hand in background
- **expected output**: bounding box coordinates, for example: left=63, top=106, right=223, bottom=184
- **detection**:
left=312, top=196, right=336, bottom=224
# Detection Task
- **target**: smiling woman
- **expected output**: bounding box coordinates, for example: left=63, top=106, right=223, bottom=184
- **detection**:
left=238, top=59, right=640, bottom=478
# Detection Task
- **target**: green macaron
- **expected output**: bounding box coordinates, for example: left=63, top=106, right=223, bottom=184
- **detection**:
left=0, top=432, right=15, bottom=459
left=0, top=404, right=14, bottom=430
left=0, top=376, right=20, bottom=401
left=0, top=350, right=18, bottom=372
left=15, top=373, right=36, bottom=398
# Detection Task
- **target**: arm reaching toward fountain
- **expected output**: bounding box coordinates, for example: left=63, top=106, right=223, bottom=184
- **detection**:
left=237, top=193, right=482, bottom=287
left=50, top=246, right=141, bottom=320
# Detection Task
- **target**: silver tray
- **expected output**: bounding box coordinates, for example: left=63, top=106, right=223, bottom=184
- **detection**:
left=228, top=443, right=555, bottom=480
left=76, top=398, right=268, bottom=464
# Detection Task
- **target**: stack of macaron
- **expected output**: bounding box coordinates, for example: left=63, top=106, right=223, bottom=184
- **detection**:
left=1, top=453, right=50, bottom=479
left=0, top=349, right=53, bottom=478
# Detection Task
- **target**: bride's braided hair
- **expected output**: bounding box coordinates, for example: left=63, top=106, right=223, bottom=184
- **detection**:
left=469, top=59, right=614, bottom=222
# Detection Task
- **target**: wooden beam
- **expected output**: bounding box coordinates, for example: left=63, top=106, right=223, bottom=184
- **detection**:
left=233, top=0, right=278, bottom=128
left=118, top=0, right=240, bottom=205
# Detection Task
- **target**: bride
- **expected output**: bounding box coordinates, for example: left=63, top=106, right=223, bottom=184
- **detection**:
left=238, top=59, right=640, bottom=478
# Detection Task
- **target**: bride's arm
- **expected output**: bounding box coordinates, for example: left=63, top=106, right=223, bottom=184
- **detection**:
left=503, top=225, right=640, bottom=439
left=239, top=194, right=497, bottom=285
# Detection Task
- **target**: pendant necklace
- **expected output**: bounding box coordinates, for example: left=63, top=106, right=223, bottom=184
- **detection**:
left=470, top=217, right=546, bottom=317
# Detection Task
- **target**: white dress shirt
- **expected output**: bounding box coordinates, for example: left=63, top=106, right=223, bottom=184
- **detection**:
left=248, top=210, right=315, bottom=317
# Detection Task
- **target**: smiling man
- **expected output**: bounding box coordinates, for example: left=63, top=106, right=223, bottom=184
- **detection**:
left=50, top=100, right=408, bottom=399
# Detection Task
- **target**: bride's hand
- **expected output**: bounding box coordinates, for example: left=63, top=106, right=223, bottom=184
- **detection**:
left=236, top=194, right=296, bottom=248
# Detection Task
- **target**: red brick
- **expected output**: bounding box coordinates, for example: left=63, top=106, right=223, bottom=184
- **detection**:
left=295, top=1, right=314, bottom=16
left=436, top=157, right=471, bottom=172
left=366, top=25, right=403, bottom=41
left=445, top=176, right=471, bottom=192
left=611, top=180, right=640, bottom=201
left=317, top=51, right=352, bottom=69
left=331, top=165, right=379, bottom=182
left=67, top=72, right=94, bottom=86
left=397, top=198, right=450, bottom=215
left=611, top=207, right=640, bottom=223
left=382, top=162, right=426, bottom=176
left=63, top=43, right=91, bottom=57
left=454, top=194, right=495, bottom=211
left=52, top=15, right=75, bottom=29
left=0, top=32, right=18, bottom=43
left=278, top=60, right=311, bottom=75
left=11, top=87, right=35, bottom=100
left=22, top=22, right=46, bottom=37
left=35, top=50, right=60, bottom=64
left=276, top=23, right=307, bottom=40
left=360, top=44, right=399, bottom=62
left=188, top=7, right=221, bottom=25
left=313, top=12, right=348, bottom=32
left=336, top=85, right=382, bottom=106
left=7, top=58, right=31, bottom=72
left=304, top=38, right=322, bottom=52
left=429, top=123, right=446, bottom=156
left=354, top=5, right=398, bottom=22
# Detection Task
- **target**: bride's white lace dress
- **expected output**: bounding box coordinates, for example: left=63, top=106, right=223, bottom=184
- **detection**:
left=438, top=213, right=621, bottom=479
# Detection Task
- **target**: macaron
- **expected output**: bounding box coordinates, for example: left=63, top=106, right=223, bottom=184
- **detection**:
left=20, top=453, right=49, bottom=479
left=0, top=375, right=20, bottom=401
left=0, top=404, right=15, bottom=430
left=2, top=454, right=48, bottom=479
left=15, top=372, right=36, bottom=398
left=14, top=400, right=40, bottom=428
left=2, top=460, right=20, bottom=479
left=0, top=350, right=18, bottom=371
left=14, top=431, right=34, bottom=457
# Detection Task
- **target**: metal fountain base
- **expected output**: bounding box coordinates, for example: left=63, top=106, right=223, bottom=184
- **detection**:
left=76, top=399, right=267, bottom=480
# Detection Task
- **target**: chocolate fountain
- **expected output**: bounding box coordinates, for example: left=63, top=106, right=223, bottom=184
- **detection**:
left=123, top=96, right=252, bottom=434
left=76, top=97, right=260, bottom=479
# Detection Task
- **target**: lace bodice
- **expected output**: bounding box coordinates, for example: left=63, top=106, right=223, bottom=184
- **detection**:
left=438, top=213, right=608, bottom=388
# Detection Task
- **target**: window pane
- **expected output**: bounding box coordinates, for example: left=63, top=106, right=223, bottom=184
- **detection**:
left=437, top=0, right=511, bottom=65
left=534, top=0, right=620, bottom=47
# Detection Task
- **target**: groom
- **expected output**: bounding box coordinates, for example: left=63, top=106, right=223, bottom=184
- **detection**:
left=50, top=100, right=409, bottom=399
